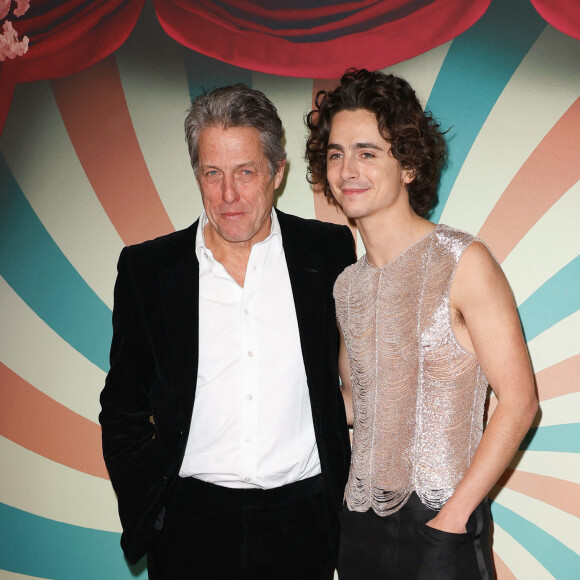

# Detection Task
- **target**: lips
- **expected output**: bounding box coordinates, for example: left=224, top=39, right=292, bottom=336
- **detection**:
left=220, top=210, right=246, bottom=219
left=340, top=187, right=368, bottom=196
left=338, top=181, right=370, bottom=196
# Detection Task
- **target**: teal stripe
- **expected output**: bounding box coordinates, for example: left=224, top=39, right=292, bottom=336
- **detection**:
left=0, top=503, right=145, bottom=579
left=490, top=501, right=580, bottom=579
left=520, top=423, right=580, bottom=453
left=427, top=0, right=546, bottom=222
left=0, top=153, right=111, bottom=372
left=518, top=256, right=580, bottom=342
left=184, top=50, right=253, bottom=101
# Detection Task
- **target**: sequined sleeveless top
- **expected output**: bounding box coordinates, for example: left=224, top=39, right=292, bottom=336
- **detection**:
left=334, top=225, right=488, bottom=514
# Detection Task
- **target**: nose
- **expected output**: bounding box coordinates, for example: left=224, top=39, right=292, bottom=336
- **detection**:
left=340, top=153, right=358, bottom=181
left=222, top=174, right=239, bottom=203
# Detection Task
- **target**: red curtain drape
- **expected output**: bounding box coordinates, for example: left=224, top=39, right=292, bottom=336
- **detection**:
left=0, top=0, right=144, bottom=131
left=1, top=0, right=579, bottom=135
left=152, top=0, right=492, bottom=78
left=530, top=0, right=580, bottom=42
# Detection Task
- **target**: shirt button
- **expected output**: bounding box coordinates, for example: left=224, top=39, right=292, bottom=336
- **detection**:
left=244, top=477, right=251, bottom=483
left=248, top=351, right=253, bottom=357
left=247, top=395, right=253, bottom=401
left=244, top=308, right=249, bottom=315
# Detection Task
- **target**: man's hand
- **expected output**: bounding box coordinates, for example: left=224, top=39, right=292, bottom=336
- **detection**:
left=425, top=509, right=468, bottom=534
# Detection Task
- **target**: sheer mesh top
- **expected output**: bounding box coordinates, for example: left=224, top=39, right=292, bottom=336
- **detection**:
left=334, top=225, right=488, bottom=514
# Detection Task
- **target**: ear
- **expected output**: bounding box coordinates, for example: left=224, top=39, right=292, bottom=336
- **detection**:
left=274, top=159, right=286, bottom=189
left=403, top=168, right=415, bottom=184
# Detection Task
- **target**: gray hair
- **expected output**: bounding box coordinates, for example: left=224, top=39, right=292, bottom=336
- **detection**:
left=184, top=84, right=286, bottom=179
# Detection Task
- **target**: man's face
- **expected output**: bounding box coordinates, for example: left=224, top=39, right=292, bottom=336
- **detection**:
left=326, top=109, right=413, bottom=221
left=197, top=125, right=284, bottom=247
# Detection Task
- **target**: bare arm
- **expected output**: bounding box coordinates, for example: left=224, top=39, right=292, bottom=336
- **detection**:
left=427, top=242, right=538, bottom=533
left=338, top=325, right=354, bottom=426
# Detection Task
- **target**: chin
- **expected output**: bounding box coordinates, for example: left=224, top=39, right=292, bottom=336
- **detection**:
left=342, top=208, right=366, bottom=220
left=221, top=231, right=252, bottom=244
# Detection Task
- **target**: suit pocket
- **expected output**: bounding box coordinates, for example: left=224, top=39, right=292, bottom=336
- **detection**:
left=420, top=523, right=472, bottom=544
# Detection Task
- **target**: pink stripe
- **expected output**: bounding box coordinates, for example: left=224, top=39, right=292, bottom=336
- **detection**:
left=478, top=98, right=580, bottom=262
left=51, top=55, right=175, bottom=246
left=493, top=552, right=518, bottom=580
left=535, top=355, right=580, bottom=402
left=497, top=469, right=580, bottom=518
left=0, top=363, right=109, bottom=479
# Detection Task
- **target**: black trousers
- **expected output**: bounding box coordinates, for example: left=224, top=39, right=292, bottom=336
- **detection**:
left=337, top=493, right=494, bottom=580
left=147, top=475, right=334, bottom=580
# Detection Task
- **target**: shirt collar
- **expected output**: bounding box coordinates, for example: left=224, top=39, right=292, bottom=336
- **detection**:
left=195, top=208, right=281, bottom=263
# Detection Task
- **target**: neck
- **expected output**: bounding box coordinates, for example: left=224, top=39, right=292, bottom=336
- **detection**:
left=204, top=226, right=262, bottom=288
left=356, top=205, right=434, bottom=268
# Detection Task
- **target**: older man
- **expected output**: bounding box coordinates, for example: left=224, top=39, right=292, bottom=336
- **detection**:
left=100, top=84, right=356, bottom=579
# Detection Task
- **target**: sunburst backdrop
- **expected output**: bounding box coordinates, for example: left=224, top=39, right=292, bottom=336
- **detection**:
left=0, top=1, right=578, bottom=578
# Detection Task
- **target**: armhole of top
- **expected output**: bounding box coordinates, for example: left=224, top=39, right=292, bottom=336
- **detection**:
left=446, top=236, right=486, bottom=357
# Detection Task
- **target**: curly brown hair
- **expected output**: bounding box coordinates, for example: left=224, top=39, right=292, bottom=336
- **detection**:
left=305, top=69, right=447, bottom=218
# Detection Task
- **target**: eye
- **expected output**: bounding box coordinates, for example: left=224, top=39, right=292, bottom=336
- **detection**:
left=360, top=151, right=375, bottom=159
left=237, top=168, right=254, bottom=180
left=327, top=152, right=342, bottom=161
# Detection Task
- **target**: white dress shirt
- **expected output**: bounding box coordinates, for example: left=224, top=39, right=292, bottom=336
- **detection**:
left=179, top=210, right=321, bottom=488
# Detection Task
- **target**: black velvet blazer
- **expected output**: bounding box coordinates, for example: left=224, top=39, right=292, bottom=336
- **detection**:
left=99, top=209, right=356, bottom=564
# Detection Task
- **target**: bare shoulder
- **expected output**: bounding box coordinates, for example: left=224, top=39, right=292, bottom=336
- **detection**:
left=458, top=240, right=499, bottom=276
left=451, top=240, right=514, bottom=316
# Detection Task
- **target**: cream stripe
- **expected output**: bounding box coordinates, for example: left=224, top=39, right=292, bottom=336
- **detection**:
left=253, top=73, right=315, bottom=220
left=356, top=229, right=365, bottom=259
left=492, top=522, right=556, bottom=580
left=527, top=311, right=580, bottom=373
left=502, top=183, right=580, bottom=306
left=440, top=27, right=580, bottom=232
left=0, top=276, right=105, bottom=423
left=0, top=82, right=123, bottom=309
left=0, top=436, right=121, bottom=532
left=493, top=487, right=580, bottom=555
left=536, top=392, right=580, bottom=428
left=116, top=1, right=201, bottom=231
left=382, top=41, right=451, bottom=107
left=510, top=451, right=580, bottom=485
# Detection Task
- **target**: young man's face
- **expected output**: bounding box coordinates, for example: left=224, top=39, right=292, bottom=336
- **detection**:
left=326, top=109, right=413, bottom=221
left=197, top=125, right=284, bottom=247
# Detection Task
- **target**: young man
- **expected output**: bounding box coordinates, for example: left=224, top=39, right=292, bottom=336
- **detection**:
left=305, top=69, right=538, bottom=579
left=100, top=84, right=356, bottom=579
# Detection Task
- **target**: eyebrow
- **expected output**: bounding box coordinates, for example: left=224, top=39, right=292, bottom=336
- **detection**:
left=327, top=142, right=384, bottom=151
left=200, top=160, right=258, bottom=171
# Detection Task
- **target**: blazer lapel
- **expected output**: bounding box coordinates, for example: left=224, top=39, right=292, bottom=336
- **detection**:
left=279, top=214, right=327, bottom=413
